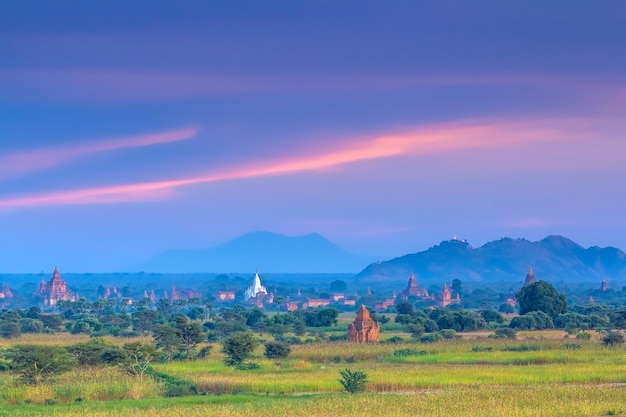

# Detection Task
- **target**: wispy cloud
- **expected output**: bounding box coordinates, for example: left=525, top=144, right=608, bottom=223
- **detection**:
left=0, top=119, right=589, bottom=210
left=0, top=69, right=620, bottom=103
left=0, top=127, right=199, bottom=180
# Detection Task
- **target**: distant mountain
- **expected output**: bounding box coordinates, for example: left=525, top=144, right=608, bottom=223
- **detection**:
left=133, top=231, right=372, bottom=273
left=355, top=235, right=626, bottom=285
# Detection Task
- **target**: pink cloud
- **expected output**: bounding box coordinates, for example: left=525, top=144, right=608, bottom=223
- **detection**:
left=0, top=118, right=593, bottom=210
left=0, top=127, right=198, bottom=180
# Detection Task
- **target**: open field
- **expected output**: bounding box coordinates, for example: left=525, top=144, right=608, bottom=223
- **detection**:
left=0, top=332, right=625, bottom=416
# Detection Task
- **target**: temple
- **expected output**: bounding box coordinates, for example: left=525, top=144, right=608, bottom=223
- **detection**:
left=0, top=284, right=13, bottom=299
left=600, top=278, right=608, bottom=292
left=244, top=271, right=269, bottom=306
left=438, top=284, right=460, bottom=308
left=36, top=267, right=76, bottom=306
left=400, top=272, right=429, bottom=299
left=524, top=267, right=537, bottom=286
left=347, top=305, right=380, bottom=343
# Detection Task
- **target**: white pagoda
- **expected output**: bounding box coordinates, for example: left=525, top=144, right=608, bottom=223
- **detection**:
left=244, top=271, right=267, bottom=301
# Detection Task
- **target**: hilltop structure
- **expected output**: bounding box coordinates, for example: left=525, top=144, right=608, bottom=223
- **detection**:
left=524, top=267, right=537, bottom=286
left=36, top=267, right=76, bottom=306
left=348, top=305, right=380, bottom=343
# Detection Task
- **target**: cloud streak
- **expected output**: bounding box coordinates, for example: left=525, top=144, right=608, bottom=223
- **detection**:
left=0, top=127, right=199, bottom=180
left=0, top=119, right=589, bottom=210
left=1, top=69, right=620, bottom=103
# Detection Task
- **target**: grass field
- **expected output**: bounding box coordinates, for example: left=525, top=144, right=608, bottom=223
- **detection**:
left=0, top=332, right=625, bottom=416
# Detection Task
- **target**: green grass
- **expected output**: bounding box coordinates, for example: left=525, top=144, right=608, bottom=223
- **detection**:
left=1, top=331, right=626, bottom=416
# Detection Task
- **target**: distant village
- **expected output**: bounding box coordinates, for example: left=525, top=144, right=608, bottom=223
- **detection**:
left=0, top=265, right=615, bottom=312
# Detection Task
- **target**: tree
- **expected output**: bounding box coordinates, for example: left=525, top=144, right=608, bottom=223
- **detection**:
left=221, top=332, right=259, bottom=366
left=451, top=279, right=462, bottom=297
left=395, top=301, right=415, bottom=317
left=480, top=310, right=505, bottom=324
left=132, top=308, right=160, bottom=333
left=602, top=331, right=624, bottom=347
left=330, top=280, right=347, bottom=293
left=338, top=368, right=368, bottom=394
left=121, top=342, right=157, bottom=380
left=153, top=324, right=182, bottom=360
left=5, top=345, right=76, bottom=384
left=516, top=281, right=567, bottom=319
left=264, top=341, right=291, bottom=367
left=499, top=303, right=515, bottom=314
left=173, top=316, right=205, bottom=360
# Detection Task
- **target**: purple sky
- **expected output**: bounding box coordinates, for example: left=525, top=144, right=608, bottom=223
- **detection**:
left=1, top=1, right=626, bottom=272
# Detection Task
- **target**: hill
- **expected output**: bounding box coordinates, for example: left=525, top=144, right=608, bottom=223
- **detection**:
left=133, top=231, right=371, bottom=273
left=355, top=235, right=626, bottom=286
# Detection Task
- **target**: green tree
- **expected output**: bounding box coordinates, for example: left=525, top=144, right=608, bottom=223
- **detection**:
left=121, top=342, right=157, bottom=380
left=338, top=368, right=368, bottom=394
left=153, top=324, right=182, bottom=360
left=451, top=279, right=462, bottom=297
left=264, top=341, right=291, bottom=364
left=602, top=331, right=624, bottom=347
left=5, top=345, right=76, bottom=384
left=516, top=280, right=567, bottom=319
left=330, top=280, right=347, bottom=292
left=480, top=310, right=505, bottom=324
left=173, top=316, right=205, bottom=360
left=132, top=308, right=160, bottom=333
left=221, top=332, right=259, bottom=366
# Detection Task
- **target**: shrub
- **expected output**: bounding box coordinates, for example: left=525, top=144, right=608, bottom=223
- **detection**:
left=5, top=345, right=77, bottom=384
left=338, top=368, right=368, bottom=394
left=440, top=329, right=457, bottom=339
left=575, top=332, right=592, bottom=340
left=503, top=344, right=540, bottom=352
left=420, top=333, right=443, bottom=343
left=472, top=346, right=493, bottom=352
left=393, top=348, right=427, bottom=357
left=602, top=331, right=625, bottom=347
left=564, top=343, right=582, bottom=350
left=386, top=336, right=405, bottom=344
left=264, top=341, right=291, bottom=361
left=490, top=328, right=517, bottom=339
left=221, top=332, right=259, bottom=367
left=197, top=346, right=213, bottom=359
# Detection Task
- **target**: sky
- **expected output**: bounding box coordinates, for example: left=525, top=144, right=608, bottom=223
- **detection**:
left=1, top=1, right=626, bottom=273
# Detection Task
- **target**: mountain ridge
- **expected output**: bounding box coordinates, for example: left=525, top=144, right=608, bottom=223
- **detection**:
left=355, top=235, right=626, bottom=285
left=132, top=231, right=372, bottom=273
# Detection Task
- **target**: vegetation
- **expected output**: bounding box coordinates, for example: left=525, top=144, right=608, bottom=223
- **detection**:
left=221, top=332, right=259, bottom=367
left=338, top=368, right=368, bottom=394
left=516, top=281, right=567, bottom=318
left=3, top=277, right=626, bottom=416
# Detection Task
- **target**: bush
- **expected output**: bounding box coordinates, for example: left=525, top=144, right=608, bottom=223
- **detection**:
left=575, top=332, right=592, bottom=340
left=503, top=344, right=540, bottom=352
left=490, top=328, right=517, bottom=339
left=338, top=368, right=368, bottom=394
left=386, top=336, right=405, bottom=344
left=221, top=332, right=259, bottom=367
left=235, top=362, right=260, bottom=371
left=471, top=346, right=493, bottom=352
left=602, top=331, right=625, bottom=347
left=5, top=345, right=77, bottom=384
left=392, top=348, right=427, bottom=357
left=440, top=329, right=457, bottom=339
left=197, top=346, right=213, bottom=359
left=264, top=341, right=291, bottom=361
left=420, top=333, right=443, bottom=343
